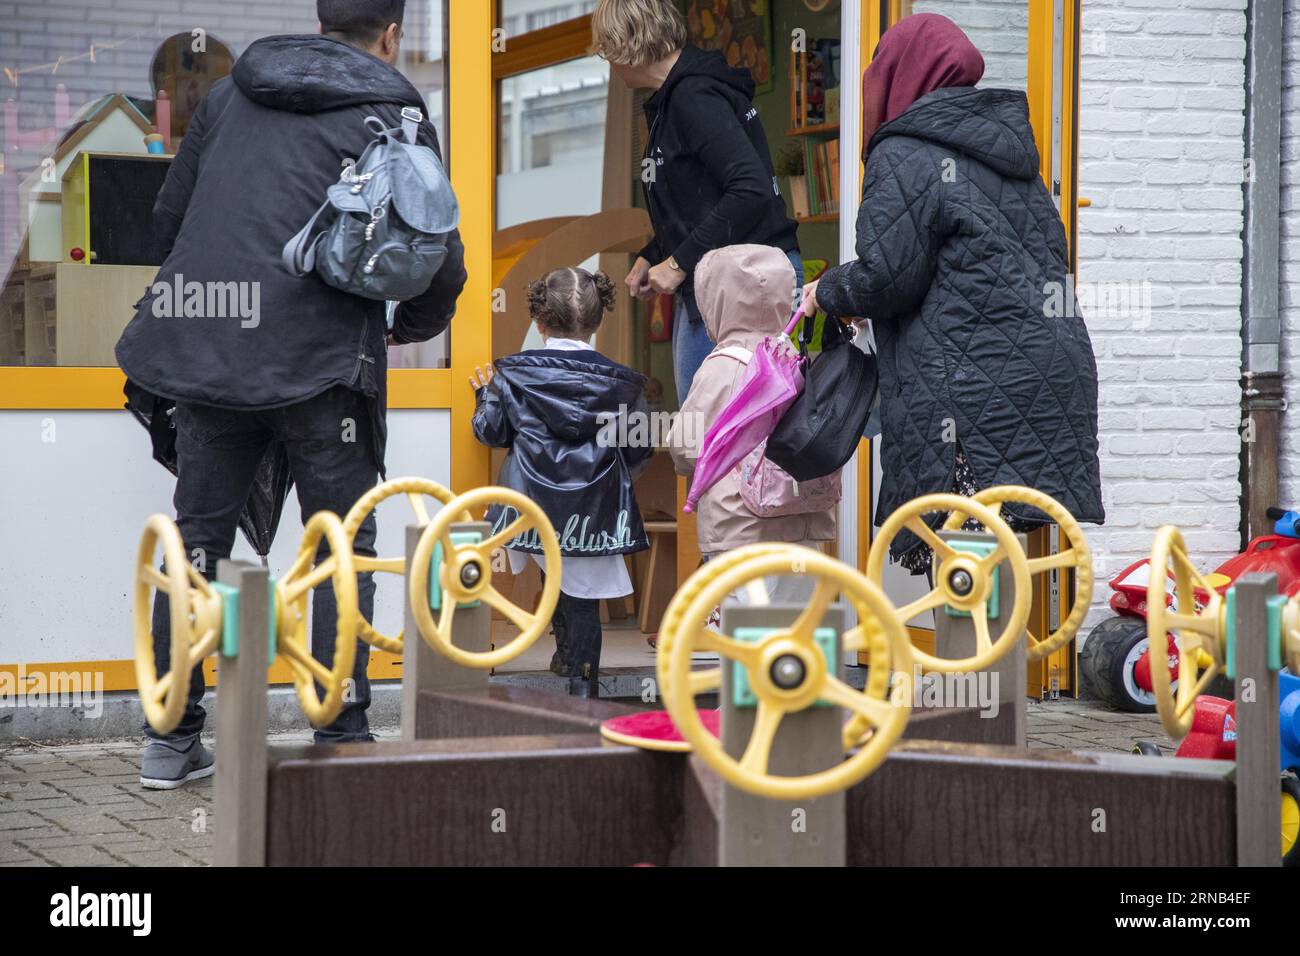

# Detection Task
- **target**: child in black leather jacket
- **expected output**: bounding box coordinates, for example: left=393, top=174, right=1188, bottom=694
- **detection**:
left=471, top=268, right=652, bottom=697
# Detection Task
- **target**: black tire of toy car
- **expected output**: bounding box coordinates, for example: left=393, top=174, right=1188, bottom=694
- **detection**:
left=1283, top=773, right=1300, bottom=868
left=1131, top=740, right=1163, bottom=756
left=1080, top=615, right=1156, bottom=713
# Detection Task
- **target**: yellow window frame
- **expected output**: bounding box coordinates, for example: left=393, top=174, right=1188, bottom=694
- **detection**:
left=0, top=4, right=496, bottom=496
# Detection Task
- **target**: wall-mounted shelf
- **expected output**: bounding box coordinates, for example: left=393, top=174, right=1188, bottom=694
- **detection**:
left=789, top=40, right=841, bottom=225
left=788, top=123, right=840, bottom=138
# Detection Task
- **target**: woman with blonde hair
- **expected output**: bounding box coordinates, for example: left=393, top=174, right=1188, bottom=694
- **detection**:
left=592, top=0, right=801, bottom=404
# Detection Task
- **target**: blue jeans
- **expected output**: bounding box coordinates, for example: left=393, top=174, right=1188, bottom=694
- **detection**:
left=673, top=250, right=804, bottom=405
left=146, top=385, right=379, bottom=745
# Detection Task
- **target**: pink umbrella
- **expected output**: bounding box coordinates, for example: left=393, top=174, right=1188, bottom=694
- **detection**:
left=683, top=309, right=806, bottom=514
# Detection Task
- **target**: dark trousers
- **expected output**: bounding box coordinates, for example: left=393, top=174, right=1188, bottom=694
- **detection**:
left=146, top=385, right=378, bottom=745
left=542, top=572, right=603, bottom=677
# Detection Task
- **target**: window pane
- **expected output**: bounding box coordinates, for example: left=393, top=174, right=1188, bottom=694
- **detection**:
left=497, top=56, right=609, bottom=230
left=500, top=0, right=598, bottom=41
left=0, top=1, right=448, bottom=369
left=497, top=55, right=609, bottom=353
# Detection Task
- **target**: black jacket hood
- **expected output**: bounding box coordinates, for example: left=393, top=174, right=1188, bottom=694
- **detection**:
left=232, top=34, right=425, bottom=113
left=875, top=86, right=1041, bottom=181
left=648, top=43, right=755, bottom=108
left=494, top=353, right=647, bottom=442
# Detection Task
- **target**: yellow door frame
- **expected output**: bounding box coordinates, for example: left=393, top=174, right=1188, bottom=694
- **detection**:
left=448, top=0, right=495, bottom=495
left=856, top=1, right=885, bottom=578
left=492, top=14, right=594, bottom=80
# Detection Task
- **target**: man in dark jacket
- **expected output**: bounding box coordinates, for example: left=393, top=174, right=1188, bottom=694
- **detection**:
left=116, top=0, right=467, bottom=786
left=809, top=15, right=1103, bottom=563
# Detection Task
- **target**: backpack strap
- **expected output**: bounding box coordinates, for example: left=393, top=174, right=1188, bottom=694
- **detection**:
left=716, top=345, right=753, bottom=363
left=400, top=106, right=423, bottom=145
left=280, top=200, right=331, bottom=276
left=799, top=313, right=818, bottom=349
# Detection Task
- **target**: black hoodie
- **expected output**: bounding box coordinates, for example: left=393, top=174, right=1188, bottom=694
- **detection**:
left=115, top=35, right=467, bottom=422
left=639, top=45, right=799, bottom=324
left=472, top=350, right=653, bottom=557
left=816, top=86, right=1103, bottom=549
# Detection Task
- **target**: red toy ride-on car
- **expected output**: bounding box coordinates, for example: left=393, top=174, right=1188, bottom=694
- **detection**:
left=1081, top=507, right=1300, bottom=712
left=1085, top=508, right=1300, bottom=866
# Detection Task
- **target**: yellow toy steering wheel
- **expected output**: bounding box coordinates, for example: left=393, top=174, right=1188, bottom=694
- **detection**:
left=660, top=545, right=914, bottom=801
left=408, top=487, right=561, bottom=669
left=274, top=511, right=360, bottom=728
left=942, top=486, right=1093, bottom=661
left=1146, top=526, right=1226, bottom=739
left=341, top=477, right=468, bottom=654
left=654, top=543, right=793, bottom=704
left=869, top=493, right=1031, bottom=673
left=133, top=515, right=224, bottom=735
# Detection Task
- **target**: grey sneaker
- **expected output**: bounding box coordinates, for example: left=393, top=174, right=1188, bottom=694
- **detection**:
left=140, top=738, right=214, bottom=790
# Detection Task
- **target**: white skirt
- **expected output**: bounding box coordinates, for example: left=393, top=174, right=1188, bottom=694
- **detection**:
left=506, top=548, right=633, bottom=600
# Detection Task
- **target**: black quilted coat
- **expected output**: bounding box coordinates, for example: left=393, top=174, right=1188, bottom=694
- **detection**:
left=816, top=86, right=1103, bottom=546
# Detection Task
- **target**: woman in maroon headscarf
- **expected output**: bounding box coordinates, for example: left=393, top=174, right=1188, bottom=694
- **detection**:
left=801, top=14, right=1103, bottom=571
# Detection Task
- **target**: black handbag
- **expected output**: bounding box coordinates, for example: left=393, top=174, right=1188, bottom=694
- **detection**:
left=765, top=315, right=879, bottom=482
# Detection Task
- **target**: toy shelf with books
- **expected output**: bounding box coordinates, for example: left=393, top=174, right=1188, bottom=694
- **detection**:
left=784, top=39, right=841, bottom=225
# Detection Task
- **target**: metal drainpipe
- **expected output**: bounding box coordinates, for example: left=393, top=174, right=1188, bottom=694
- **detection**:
left=1239, top=0, right=1285, bottom=545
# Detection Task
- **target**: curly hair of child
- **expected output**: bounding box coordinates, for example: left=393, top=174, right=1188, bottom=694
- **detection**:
left=527, top=267, right=617, bottom=338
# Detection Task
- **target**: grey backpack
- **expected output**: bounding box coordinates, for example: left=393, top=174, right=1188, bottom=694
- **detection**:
left=282, top=107, right=459, bottom=301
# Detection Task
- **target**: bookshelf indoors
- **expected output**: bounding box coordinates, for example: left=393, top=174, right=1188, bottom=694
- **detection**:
left=785, top=38, right=841, bottom=225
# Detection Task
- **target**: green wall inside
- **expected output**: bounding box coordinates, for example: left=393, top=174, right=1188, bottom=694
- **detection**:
left=752, top=0, right=842, bottom=268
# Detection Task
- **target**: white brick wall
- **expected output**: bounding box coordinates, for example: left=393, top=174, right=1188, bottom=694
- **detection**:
left=1078, top=0, right=1247, bottom=626
left=1279, top=1, right=1300, bottom=506
left=912, top=0, right=1029, bottom=90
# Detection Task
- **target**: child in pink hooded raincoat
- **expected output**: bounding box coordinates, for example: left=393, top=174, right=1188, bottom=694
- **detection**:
left=668, top=244, right=836, bottom=602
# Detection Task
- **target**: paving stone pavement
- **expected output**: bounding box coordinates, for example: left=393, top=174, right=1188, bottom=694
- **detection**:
left=1024, top=696, right=1173, bottom=753
left=0, top=698, right=1170, bottom=867
left=0, top=729, right=373, bottom=868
